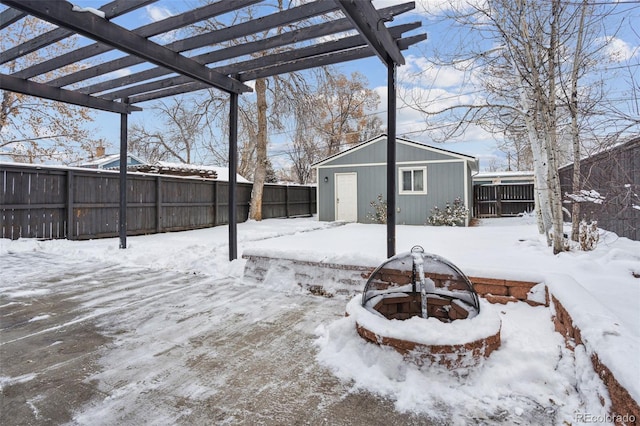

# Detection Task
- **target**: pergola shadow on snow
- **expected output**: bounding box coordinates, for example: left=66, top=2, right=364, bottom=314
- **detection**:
left=0, top=0, right=425, bottom=260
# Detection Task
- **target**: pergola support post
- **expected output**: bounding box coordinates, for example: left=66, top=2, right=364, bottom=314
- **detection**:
left=229, top=91, right=239, bottom=261
left=119, top=98, right=129, bottom=249
left=386, top=63, right=397, bottom=258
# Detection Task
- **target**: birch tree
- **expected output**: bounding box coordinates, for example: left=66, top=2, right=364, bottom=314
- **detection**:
left=403, top=0, right=626, bottom=253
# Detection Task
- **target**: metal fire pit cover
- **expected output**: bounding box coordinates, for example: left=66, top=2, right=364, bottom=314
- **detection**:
left=362, top=246, right=480, bottom=322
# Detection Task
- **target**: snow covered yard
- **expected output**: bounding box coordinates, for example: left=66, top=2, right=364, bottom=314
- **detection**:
left=1, top=216, right=638, bottom=425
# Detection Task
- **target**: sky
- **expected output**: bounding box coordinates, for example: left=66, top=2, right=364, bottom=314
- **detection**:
left=1, top=0, right=639, bottom=172
left=1, top=215, right=639, bottom=423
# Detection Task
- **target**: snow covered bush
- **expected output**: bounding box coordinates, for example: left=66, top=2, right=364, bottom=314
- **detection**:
left=428, top=197, right=468, bottom=226
left=579, top=220, right=599, bottom=251
left=366, top=194, right=387, bottom=224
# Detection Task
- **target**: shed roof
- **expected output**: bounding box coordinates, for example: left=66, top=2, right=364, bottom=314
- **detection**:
left=313, top=134, right=479, bottom=172
left=474, top=171, right=534, bottom=179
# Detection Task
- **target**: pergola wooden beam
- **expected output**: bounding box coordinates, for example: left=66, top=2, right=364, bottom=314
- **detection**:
left=45, top=0, right=339, bottom=90
left=99, top=21, right=419, bottom=101
left=0, top=73, right=141, bottom=114
left=0, top=7, right=24, bottom=30
left=2, top=0, right=252, bottom=94
left=79, top=2, right=415, bottom=97
left=43, top=0, right=261, bottom=88
left=335, top=0, right=407, bottom=66
left=10, top=0, right=255, bottom=80
left=127, top=33, right=425, bottom=104
left=0, top=0, right=153, bottom=65
left=240, top=33, right=425, bottom=81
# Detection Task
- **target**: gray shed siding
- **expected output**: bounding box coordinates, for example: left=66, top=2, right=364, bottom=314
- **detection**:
left=324, top=138, right=455, bottom=166
left=316, top=136, right=474, bottom=225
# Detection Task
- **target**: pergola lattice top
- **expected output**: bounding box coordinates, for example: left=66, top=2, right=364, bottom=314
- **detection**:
left=1, top=0, right=425, bottom=113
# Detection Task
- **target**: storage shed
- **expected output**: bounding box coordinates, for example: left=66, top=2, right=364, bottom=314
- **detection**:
left=313, top=135, right=479, bottom=226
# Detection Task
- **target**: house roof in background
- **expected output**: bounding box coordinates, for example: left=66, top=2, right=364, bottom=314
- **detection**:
left=133, top=161, right=250, bottom=182
left=80, top=153, right=146, bottom=168
left=474, top=171, right=534, bottom=178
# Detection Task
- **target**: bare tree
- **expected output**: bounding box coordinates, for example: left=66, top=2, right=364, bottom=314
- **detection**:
left=286, top=98, right=324, bottom=184
left=279, top=69, right=382, bottom=184
left=187, top=1, right=320, bottom=220
left=564, top=0, right=589, bottom=241
left=312, top=71, right=382, bottom=155
left=403, top=0, right=630, bottom=253
left=129, top=97, right=208, bottom=164
left=0, top=16, right=100, bottom=163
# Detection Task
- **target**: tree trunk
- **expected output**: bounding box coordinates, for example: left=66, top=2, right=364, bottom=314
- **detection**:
left=530, top=135, right=554, bottom=245
left=249, top=77, right=268, bottom=221
left=547, top=0, right=566, bottom=255
left=569, top=0, right=588, bottom=241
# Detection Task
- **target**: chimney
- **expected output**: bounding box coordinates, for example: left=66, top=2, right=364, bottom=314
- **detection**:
left=96, top=145, right=105, bottom=157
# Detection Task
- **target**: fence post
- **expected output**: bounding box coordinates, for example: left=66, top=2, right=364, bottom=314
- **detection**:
left=309, top=186, right=314, bottom=217
left=285, top=185, right=289, bottom=218
left=213, top=180, right=218, bottom=226
left=66, top=170, right=74, bottom=240
left=156, top=175, right=162, bottom=233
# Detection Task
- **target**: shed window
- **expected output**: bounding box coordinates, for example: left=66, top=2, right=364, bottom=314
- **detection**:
left=399, top=167, right=427, bottom=194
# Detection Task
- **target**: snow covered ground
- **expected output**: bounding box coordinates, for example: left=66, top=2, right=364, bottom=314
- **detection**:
left=1, top=216, right=638, bottom=424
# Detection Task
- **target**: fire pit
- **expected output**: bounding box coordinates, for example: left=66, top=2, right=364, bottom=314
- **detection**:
left=348, top=246, right=502, bottom=368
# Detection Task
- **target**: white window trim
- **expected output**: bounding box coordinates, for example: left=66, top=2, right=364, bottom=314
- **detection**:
left=399, top=166, right=427, bottom=195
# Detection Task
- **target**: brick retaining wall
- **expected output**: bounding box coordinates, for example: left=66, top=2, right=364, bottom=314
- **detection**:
left=243, top=253, right=547, bottom=305
left=553, top=296, right=639, bottom=425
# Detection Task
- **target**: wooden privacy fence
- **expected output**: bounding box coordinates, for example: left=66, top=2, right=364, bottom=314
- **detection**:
left=473, top=184, right=535, bottom=218
left=1, top=164, right=316, bottom=240
left=558, top=137, right=639, bottom=241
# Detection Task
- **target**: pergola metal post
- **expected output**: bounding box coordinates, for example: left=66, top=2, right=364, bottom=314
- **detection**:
left=228, top=90, right=239, bottom=261
left=386, top=63, right=397, bottom=258
left=119, top=98, right=129, bottom=249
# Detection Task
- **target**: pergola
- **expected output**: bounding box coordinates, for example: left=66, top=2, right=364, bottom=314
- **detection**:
left=0, top=0, right=426, bottom=260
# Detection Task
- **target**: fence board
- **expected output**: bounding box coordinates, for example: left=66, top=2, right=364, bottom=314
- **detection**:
left=1, top=164, right=316, bottom=240
left=473, top=184, right=535, bottom=218
left=559, top=138, right=639, bottom=241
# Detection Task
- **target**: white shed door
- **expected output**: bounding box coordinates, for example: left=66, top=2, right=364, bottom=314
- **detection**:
left=335, top=172, right=357, bottom=222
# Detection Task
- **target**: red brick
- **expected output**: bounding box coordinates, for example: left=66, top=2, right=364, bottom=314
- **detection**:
left=508, top=286, right=531, bottom=300
left=450, top=302, right=470, bottom=319
left=484, top=294, right=518, bottom=304
left=382, top=296, right=411, bottom=305
left=504, top=280, right=538, bottom=288
left=474, top=283, right=509, bottom=296
left=469, top=276, right=506, bottom=286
